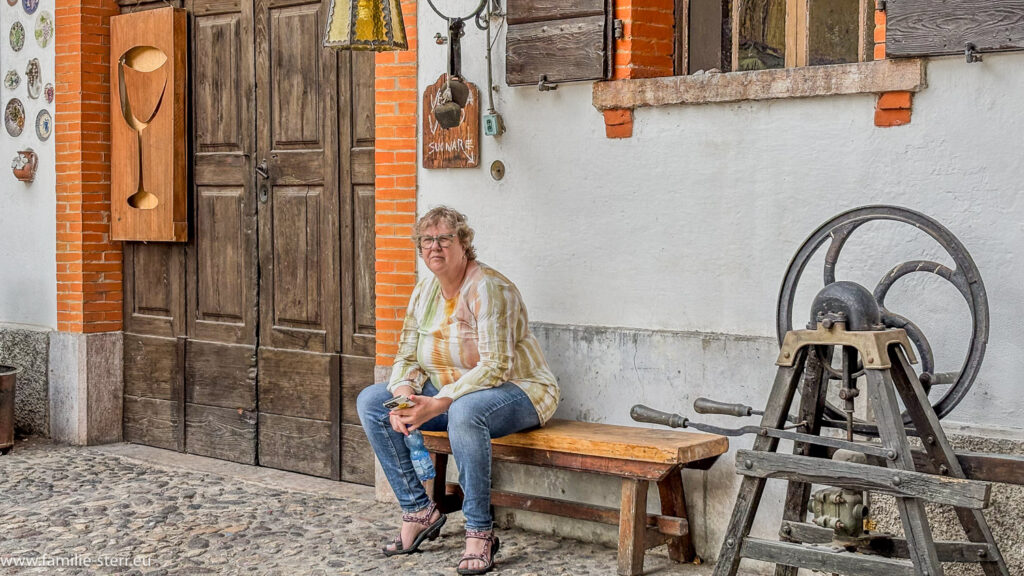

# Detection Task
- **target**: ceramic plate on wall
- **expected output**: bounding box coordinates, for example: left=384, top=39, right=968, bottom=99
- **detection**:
left=4, top=70, right=20, bottom=91
left=9, top=21, right=25, bottom=52
left=6, top=99, right=25, bottom=137
left=25, top=58, right=41, bottom=99
left=21, top=0, right=38, bottom=15
left=34, top=11, right=51, bottom=48
left=6, top=0, right=16, bottom=7
left=44, top=82, right=53, bottom=104
left=35, top=109, right=51, bottom=141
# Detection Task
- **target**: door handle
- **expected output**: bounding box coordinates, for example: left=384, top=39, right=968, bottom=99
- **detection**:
left=255, top=159, right=269, bottom=179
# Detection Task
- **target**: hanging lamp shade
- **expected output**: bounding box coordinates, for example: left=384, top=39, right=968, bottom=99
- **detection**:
left=323, top=0, right=408, bottom=51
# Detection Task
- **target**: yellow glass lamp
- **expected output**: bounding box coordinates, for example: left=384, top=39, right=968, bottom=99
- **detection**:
left=323, top=0, right=408, bottom=51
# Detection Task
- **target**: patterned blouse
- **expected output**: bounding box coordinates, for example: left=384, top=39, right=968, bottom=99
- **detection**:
left=388, top=261, right=560, bottom=424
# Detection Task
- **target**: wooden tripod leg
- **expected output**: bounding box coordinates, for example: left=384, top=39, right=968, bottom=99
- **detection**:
left=866, top=368, right=944, bottom=575
left=712, top=353, right=807, bottom=576
left=657, top=467, right=695, bottom=563
left=775, top=346, right=830, bottom=576
left=889, top=347, right=1009, bottom=576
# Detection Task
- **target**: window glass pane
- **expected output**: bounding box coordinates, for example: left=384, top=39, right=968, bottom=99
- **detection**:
left=808, top=0, right=860, bottom=65
left=688, top=0, right=732, bottom=73
left=738, top=0, right=786, bottom=71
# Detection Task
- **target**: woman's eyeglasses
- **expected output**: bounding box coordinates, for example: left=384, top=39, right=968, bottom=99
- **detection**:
left=417, top=234, right=455, bottom=250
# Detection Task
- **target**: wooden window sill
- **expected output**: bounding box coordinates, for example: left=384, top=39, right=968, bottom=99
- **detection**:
left=592, top=59, right=926, bottom=111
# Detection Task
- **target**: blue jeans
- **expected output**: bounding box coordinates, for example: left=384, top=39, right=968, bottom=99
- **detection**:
left=357, top=380, right=540, bottom=531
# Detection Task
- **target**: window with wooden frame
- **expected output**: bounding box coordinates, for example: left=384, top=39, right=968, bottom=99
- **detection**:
left=675, top=0, right=877, bottom=75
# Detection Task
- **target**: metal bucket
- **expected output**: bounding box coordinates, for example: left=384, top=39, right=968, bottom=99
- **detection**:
left=0, top=365, right=19, bottom=454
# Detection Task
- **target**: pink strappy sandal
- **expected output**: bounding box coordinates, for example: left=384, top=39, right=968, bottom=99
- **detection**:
left=382, top=501, right=446, bottom=556
left=456, top=529, right=501, bottom=575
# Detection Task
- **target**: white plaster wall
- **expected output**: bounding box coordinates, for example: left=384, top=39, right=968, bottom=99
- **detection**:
left=0, top=0, right=56, bottom=329
left=416, top=11, right=1024, bottom=432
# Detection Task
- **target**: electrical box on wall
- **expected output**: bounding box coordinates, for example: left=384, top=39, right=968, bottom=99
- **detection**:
left=483, top=113, right=504, bottom=136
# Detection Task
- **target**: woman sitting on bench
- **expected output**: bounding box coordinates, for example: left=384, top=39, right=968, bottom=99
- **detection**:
left=357, top=205, right=560, bottom=575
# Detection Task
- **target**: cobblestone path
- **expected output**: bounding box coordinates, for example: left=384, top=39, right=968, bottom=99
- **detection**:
left=0, top=438, right=715, bottom=576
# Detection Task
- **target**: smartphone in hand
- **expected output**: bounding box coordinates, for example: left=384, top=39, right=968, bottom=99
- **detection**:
left=383, top=395, right=415, bottom=410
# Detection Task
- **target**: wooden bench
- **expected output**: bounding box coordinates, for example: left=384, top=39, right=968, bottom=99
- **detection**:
left=422, top=419, right=729, bottom=576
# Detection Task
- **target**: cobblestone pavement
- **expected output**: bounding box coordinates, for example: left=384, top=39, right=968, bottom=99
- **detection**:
left=0, top=438, right=718, bottom=576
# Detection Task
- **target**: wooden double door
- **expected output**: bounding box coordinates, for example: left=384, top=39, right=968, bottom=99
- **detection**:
left=122, top=0, right=377, bottom=483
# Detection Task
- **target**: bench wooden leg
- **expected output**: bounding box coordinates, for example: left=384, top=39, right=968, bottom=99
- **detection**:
left=618, top=478, right=648, bottom=576
left=657, top=469, right=696, bottom=563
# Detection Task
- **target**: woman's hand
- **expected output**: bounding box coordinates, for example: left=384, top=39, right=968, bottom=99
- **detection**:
left=390, top=395, right=453, bottom=433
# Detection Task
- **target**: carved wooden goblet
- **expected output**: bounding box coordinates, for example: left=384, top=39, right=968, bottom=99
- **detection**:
left=118, top=45, right=168, bottom=210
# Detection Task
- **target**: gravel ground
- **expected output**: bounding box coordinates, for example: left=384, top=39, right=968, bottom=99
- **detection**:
left=0, top=437, right=718, bottom=576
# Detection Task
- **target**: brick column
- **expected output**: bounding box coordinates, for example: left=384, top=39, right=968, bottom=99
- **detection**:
left=51, top=0, right=124, bottom=446
left=55, top=0, right=123, bottom=333
left=604, top=0, right=675, bottom=138
left=873, top=8, right=912, bottom=127
left=374, top=0, right=418, bottom=376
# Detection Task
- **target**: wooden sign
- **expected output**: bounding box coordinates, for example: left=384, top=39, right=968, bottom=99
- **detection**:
left=110, top=7, right=188, bottom=242
left=422, top=74, right=480, bottom=169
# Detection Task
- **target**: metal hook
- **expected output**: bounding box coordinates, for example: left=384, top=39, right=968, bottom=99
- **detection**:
left=965, top=43, right=983, bottom=64
left=537, top=74, right=558, bottom=92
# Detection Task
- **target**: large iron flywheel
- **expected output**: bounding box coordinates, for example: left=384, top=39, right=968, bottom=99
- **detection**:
left=776, top=205, right=989, bottom=425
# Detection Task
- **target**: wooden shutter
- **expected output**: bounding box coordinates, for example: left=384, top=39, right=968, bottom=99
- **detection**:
left=505, top=0, right=614, bottom=86
left=886, top=0, right=1024, bottom=58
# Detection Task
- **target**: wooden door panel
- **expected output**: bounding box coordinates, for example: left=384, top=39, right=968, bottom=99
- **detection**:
left=337, top=50, right=377, bottom=484
left=193, top=13, right=245, bottom=152
left=257, top=348, right=332, bottom=420
left=255, top=0, right=340, bottom=479
left=258, top=412, right=335, bottom=477
left=270, top=5, right=322, bottom=147
left=185, top=339, right=256, bottom=410
left=185, top=403, right=257, bottom=463
left=195, top=187, right=248, bottom=330
left=124, top=243, right=185, bottom=338
left=341, top=423, right=373, bottom=484
left=271, top=186, right=323, bottom=330
left=184, top=0, right=259, bottom=464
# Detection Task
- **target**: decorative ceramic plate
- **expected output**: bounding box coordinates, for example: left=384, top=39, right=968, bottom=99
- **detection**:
left=21, top=0, right=38, bottom=15
left=9, top=21, right=25, bottom=52
left=4, top=70, right=20, bottom=91
left=44, top=82, right=53, bottom=104
left=34, top=11, right=51, bottom=48
left=35, top=109, right=50, bottom=141
left=25, top=59, right=41, bottom=99
left=5, top=99, right=25, bottom=137
left=6, top=0, right=16, bottom=7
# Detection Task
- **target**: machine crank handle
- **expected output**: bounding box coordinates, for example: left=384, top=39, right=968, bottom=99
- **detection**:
left=631, top=404, right=688, bottom=428
left=694, top=397, right=754, bottom=417
left=630, top=405, right=755, bottom=437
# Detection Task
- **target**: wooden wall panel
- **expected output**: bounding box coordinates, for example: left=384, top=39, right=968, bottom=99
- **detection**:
left=110, top=7, right=189, bottom=241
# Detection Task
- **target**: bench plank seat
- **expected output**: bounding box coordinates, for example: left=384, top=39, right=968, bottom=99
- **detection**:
left=423, top=419, right=728, bottom=464
left=421, top=418, right=729, bottom=575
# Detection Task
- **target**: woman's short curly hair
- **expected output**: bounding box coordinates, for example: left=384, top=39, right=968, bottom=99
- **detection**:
left=413, top=205, right=477, bottom=261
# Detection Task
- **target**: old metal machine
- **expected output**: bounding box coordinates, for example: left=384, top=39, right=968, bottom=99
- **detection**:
left=633, top=206, right=1021, bottom=575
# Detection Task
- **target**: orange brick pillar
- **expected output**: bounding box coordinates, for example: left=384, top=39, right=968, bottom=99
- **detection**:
left=51, top=0, right=124, bottom=446
left=873, top=8, right=912, bottom=127
left=374, top=0, right=419, bottom=382
left=604, top=0, right=675, bottom=138
left=55, top=0, right=123, bottom=333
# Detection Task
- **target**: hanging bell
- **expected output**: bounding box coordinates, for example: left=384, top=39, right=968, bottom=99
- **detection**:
left=323, top=0, right=408, bottom=51
left=433, top=77, right=469, bottom=129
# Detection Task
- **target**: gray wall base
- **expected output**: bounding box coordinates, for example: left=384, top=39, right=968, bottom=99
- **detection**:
left=49, top=331, right=123, bottom=445
left=0, top=324, right=50, bottom=436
